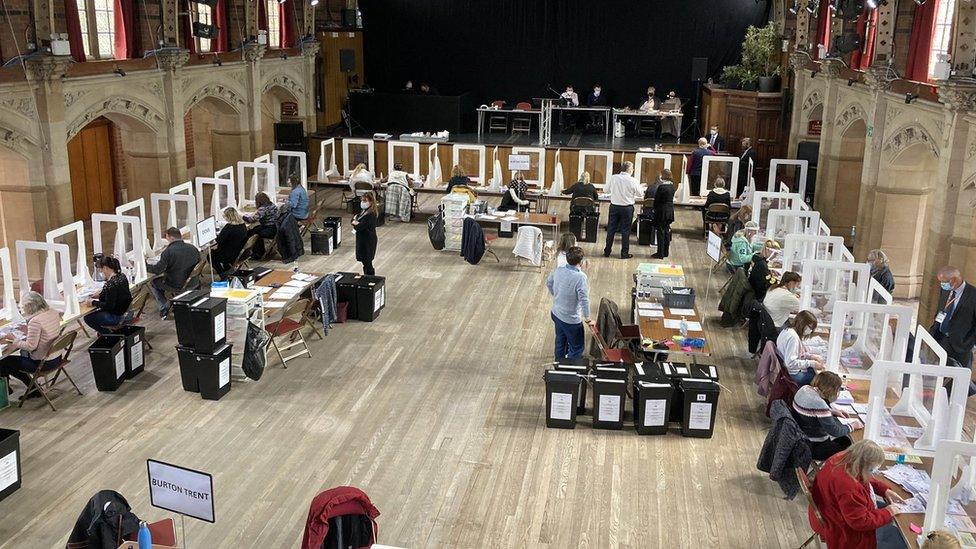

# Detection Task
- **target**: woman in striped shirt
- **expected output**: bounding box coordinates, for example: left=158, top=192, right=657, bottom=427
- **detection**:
left=0, top=292, right=63, bottom=398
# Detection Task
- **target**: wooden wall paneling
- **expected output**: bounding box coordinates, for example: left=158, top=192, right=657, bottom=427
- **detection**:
left=317, top=31, right=365, bottom=129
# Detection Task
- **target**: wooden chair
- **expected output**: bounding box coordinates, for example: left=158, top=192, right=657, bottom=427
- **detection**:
left=511, top=102, right=534, bottom=134
left=587, top=322, right=635, bottom=363
left=229, top=234, right=260, bottom=274
left=488, top=100, right=508, bottom=133
left=106, top=286, right=154, bottom=350
left=264, top=298, right=313, bottom=368
left=795, top=467, right=825, bottom=549
left=483, top=233, right=500, bottom=263
left=18, top=330, right=82, bottom=411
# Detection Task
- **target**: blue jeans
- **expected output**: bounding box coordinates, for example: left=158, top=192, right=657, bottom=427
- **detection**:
left=789, top=367, right=816, bottom=386
left=0, top=354, right=60, bottom=388
left=552, top=312, right=585, bottom=360
left=85, top=311, right=124, bottom=335
left=876, top=502, right=908, bottom=549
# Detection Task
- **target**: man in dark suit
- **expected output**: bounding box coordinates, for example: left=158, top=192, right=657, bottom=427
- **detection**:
left=738, top=137, right=758, bottom=193
left=586, top=84, right=608, bottom=130
left=651, top=169, right=677, bottom=259
left=930, top=266, right=976, bottom=390
left=707, top=125, right=725, bottom=152
left=686, top=138, right=714, bottom=197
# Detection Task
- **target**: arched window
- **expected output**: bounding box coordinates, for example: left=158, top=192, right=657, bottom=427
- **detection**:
left=193, top=3, right=213, bottom=53
left=266, top=0, right=281, bottom=48
left=929, top=0, right=956, bottom=78
left=76, top=0, right=115, bottom=60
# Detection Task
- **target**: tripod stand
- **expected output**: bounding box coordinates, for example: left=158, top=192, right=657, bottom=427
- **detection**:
left=680, top=79, right=703, bottom=142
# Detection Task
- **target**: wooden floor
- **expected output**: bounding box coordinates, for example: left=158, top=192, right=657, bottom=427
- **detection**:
left=2, top=196, right=818, bottom=548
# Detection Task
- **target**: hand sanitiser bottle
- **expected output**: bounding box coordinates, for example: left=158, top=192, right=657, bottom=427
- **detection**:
left=138, top=521, right=152, bottom=549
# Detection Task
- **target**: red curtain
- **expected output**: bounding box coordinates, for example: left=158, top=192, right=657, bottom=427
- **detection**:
left=906, top=0, right=939, bottom=81
left=113, top=0, right=137, bottom=59
left=258, top=0, right=268, bottom=33
left=281, top=0, right=297, bottom=48
left=214, top=0, right=229, bottom=52
left=64, top=0, right=87, bottom=62
left=182, top=0, right=197, bottom=54
left=850, top=8, right=878, bottom=70
left=815, top=0, right=832, bottom=51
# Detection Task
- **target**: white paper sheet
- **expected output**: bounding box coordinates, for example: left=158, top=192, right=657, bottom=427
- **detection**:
left=219, top=357, right=230, bottom=388
left=264, top=301, right=286, bottom=309
left=114, top=349, right=125, bottom=379
left=550, top=392, right=573, bottom=421
left=643, top=399, right=667, bottom=427
left=214, top=312, right=226, bottom=342
left=598, top=395, right=621, bottom=422
left=0, top=450, right=17, bottom=492
left=131, top=339, right=144, bottom=370
left=639, top=310, right=665, bottom=318
left=284, top=280, right=307, bottom=288
left=688, top=402, right=713, bottom=430
left=662, top=319, right=702, bottom=331
left=669, top=308, right=696, bottom=316
left=638, top=302, right=663, bottom=310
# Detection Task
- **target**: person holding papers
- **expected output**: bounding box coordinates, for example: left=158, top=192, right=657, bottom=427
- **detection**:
left=562, top=172, right=599, bottom=215
left=808, top=439, right=906, bottom=549
left=776, top=310, right=824, bottom=386
left=763, top=271, right=802, bottom=328
left=84, top=256, right=132, bottom=334
left=0, top=292, right=63, bottom=398
left=244, top=192, right=279, bottom=260
left=498, top=171, right=530, bottom=212
left=560, top=85, right=579, bottom=106
left=793, top=371, right=861, bottom=460
left=603, top=161, right=643, bottom=259
left=352, top=193, right=378, bottom=275
left=212, top=206, right=248, bottom=277
left=286, top=176, right=309, bottom=221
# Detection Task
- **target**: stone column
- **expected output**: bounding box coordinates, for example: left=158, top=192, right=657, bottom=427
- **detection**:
left=872, top=1, right=897, bottom=66
left=161, top=0, right=180, bottom=46
left=25, top=55, right=74, bottom=232
left=787, top=52, right=810, bottom=156
left=243, top=43, right=267, bottom=158
left=301, top=41, right=319, bottom=134
left=949, top=0, right=976, bottom=76
left=157, top=49, right=191, bottom=184
left=852, top=64, right=891, bottom=259
left=813, top=59, right=844, bottom=212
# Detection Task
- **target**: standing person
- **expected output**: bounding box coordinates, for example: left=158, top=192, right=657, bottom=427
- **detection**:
left=0, top=292, right=62, bottom=398
left=603, top=161, right=643, bottom=259
left=562, top=171, right=599, bottom=214
left=287, top=176, right=309, bottom=221
left=147, top=227, right=200, bottom=318
left=793, top=371, right=861, bottom=460
left=687, top=138, right=714, bottom=197
left=808, top=440, right=906, bottom=549
left=498, top=171, right=530, bottom=212
left=776, top=310, right=825, bottom=386
left=707, top=125, right=725, bottom=152
left=352, top=193, right=378, bottom=275
left=244, top=192, right=278, bottom=260
left=764, top=271, right=802, bottom=328
left=868, top=249, right=895, bottom=299
left=211, top=206, right=248, bottom=276
left=652, top=169, right=676, bottom=259
left=84, top=256, right=132, bottom=334
left=555, top=232, right=577, bottom=267
left=931, top=266, right=976, bottom=374
left=739, top=137, right=758, bottom=189
left=545, top=246, right=592, bottom=360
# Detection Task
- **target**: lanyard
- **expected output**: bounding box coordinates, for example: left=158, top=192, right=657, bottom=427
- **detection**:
left=944, top=290, right=958, bottom=312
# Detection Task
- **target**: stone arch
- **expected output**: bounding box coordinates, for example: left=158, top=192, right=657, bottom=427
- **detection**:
left=185, top=96, right=248, bottom=178
left=183, top=82, right=247, bottom=115
left=883, top=124, right=940, bottom=162
left=0, top=122, right=46, bottom=249
left=833, top=101, right=867, bottom=136
left=260, top=84, right=304, bottom=153
left=66, top=95, right=165, bottom=141
left=801, top=89, right=823, bottom=116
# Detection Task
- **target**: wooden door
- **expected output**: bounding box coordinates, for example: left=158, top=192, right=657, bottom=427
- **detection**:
left=67, top=120, right=117, bottom=220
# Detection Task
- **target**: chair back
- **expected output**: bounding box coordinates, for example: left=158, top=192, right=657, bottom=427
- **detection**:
left=281, top=298, right=310, bottom=324
left=126, top=288, right=150, bottom=322
left=354, top=181, right=374, bottom=192
left=46, top=330, right=77, bottom=365
left=571, top=197, right=595, bottom=210
left=796, top=467, right=826, bottom=532
left=185, top=258, right=207, bottom=288
left=587, top=322, right=611, bottom=355
left=515, top=102, right=532, bottom=110
left=642, top=198, right=655, bottom=211
left=491, top=100, right=505, bottom=108
left=236, top=234, right=260, bottom=263
left=706, top=203, right=731, bottom=217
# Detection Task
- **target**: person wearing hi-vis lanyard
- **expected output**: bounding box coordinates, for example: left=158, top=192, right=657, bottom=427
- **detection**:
left=930, top=266, right=976, bottom=395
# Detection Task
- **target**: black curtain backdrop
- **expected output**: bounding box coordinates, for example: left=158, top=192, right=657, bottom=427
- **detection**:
left=358, top=0, right=770, bottom=109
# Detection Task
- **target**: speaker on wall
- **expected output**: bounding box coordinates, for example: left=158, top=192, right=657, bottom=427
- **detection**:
left=339, top=49, right=356, bottom=72
left=692, top=57, right=708, bottom=81
left=342, top=9, right=357, bottom=28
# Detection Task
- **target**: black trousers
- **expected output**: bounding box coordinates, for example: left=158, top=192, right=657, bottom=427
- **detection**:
left=604, top=204, right=634, bottom=256
left=656, top=222, right=672, bottom=257
left=361, top=260, right=375, bottom=276
left=690, top=173, right=702, bottom=197
left=810, top=436, right=852, bottom=461
left=247, top=224, right=277, bottom=259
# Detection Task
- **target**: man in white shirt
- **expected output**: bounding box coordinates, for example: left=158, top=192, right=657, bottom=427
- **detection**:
left=560, top=85, right=579, bottom=106
left=603, top=161, right=643, bottom=259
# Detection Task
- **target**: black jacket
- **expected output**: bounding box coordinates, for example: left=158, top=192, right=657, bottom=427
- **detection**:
left=586, top=92, right=608, bottom=107
left=67, top=490, right=141, bottom=549
left=148, top=240, right=200, bottom=289
left=460, top=217, right=486, bottom=265
left=354, top=210, right=377, bottom=262
left=446, top=175, right=471, bottom=193
left=704, top=189, right=731, bottom=210
left=749, top=254, right=772, bottom=301
left=563, top=181, right=599, bottom=214
left=690, top=148, right=712, bottom=176
left=707, top=133, right=725, bottom=152
left=93, top=273, right=132, bottom=316
left=653, top=182, right=676, bottom=225
left=212, top=223, right=248, bottom=270
left=275, top=210, right=305, bottom=263
left=739, top=147, right=758, bottom=183
left=930, top=283, right=976, bottom=368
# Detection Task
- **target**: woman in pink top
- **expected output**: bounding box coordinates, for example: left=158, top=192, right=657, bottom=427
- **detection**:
left=0, top=292, right=63, bottom=398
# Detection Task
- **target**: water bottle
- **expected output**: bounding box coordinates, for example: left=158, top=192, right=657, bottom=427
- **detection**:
left=679, top=317, right=689, bottom=338
left=137, top=521, right=152, bottom=549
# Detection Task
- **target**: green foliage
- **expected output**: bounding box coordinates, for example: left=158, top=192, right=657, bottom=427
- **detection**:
left=722, top=22, right=782, bottom=84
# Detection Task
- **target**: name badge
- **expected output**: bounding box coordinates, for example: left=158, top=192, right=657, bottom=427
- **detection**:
left=935, top=312, right=946, bottom=324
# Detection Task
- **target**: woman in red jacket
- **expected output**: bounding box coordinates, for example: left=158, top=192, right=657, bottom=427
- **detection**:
left=809, top=440, right=907, bottom=548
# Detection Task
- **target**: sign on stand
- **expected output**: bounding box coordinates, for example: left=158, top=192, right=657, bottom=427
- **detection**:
left=508, top=154, right=531, bottom=171
left=147, top=459, right=215, bottom=523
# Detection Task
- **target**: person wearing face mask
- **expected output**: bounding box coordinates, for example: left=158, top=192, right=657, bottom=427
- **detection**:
left=352, top=193, right=379, bottom=275
left=586, top=84, right=608, bottom=131
left=84, top=255, right=133, bottom=334
left=763, top=271, right=802, bottom=328
left=748, top=239, right=779, bottom=301
left=930, top=265, right=976, bottom=374
left=808, top=439, right=906, bottom=549
left=707, top=125, right=725, bottom=152
left=793, top=371, right=861, bottom=460
left=776, top=310, right=825, bottom=385
left=660, top=91, right=681, bottom=136
left=867, top=249, right=894, bottom=300
left=638, top=86, right=660, bottom=112
left=498, top=171, right=530, bottom=212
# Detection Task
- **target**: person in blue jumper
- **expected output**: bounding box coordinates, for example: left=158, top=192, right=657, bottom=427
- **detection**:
left=287, top=176, right=309, bottom=220
left=546, top=246, right=592, bottom=360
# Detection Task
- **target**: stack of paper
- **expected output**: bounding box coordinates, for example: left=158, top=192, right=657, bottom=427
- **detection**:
left=291, top=273, right=318, bottom=282
left=270, top=286, right=303, bottom=300
left=669, top=308, right=696, bottom=317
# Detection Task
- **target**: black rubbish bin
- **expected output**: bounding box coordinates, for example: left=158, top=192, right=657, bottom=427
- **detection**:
left=591, top=377, right=626, bottom=430
left=105, top=325, right=146, bottom=379
left=544, top=370, right=580, bottom=429
left=195, top=344, right=233, bottom=401
left=0, top=429, right=21, bottom=502
left=555, top=358, right=590, bottom=415
left=176, top=345, right=200, bottom=392
left=679, top=378, right=720, bottom=438
left=87, top=336, right=126, bottom=391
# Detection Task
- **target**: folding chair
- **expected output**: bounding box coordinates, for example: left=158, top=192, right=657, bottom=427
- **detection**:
left=488, top=100, right=508, bottom=133
left=18, top=330, right=82, bottom=411
left=302, top=296, right=324, bottom=341
left=231, top=234, right=261, bottom=273
left=264, top=298, right=313, bottom=367
left=484, top=233, right=500, bottom=263
left=298, top=202, right=323, bottom=240
left=106, top=286, right=154, bottom=350
left=163, top=258, right=207, bottom=302
left=795, top=467, right=825, bottom=548
left=511, top=102, right=534, bottom=134
left=587, top=322, right=635, bottom=363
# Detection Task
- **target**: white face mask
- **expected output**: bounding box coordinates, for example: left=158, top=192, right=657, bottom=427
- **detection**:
left=711, top=130, right=717, bottom=135
left=360, top=202, right=369, bottom=210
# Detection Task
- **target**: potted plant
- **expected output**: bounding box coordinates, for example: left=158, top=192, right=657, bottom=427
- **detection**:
left=720, top=65, right=745, bottom=89
left=722, top=22, right=782, bottom=93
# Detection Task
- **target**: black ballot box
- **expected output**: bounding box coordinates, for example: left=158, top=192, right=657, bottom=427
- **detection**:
left=88, top=336, right=126, bottom=392
left=229, top=269, right=256, bottom=288
left=171, top=290, right=209, bottom=347
left=335, top=272, right=361, bottom=319
left=544, top=370, right=581, bottom=429
left=592, top=363, right=629, bottom=381
left=679, top=378, right=721, bottom=438
left=176, top=346, right=200, bottom=392
left=637, top=216, right=656, bottom=245
left=323, top=216, right=342, bottom=248
left=569, top=213, right=599, bottom=243
left=555, top=358, right=590, bottom=414
left=691, top=363, right=720, bottom=384
left=187, top=297, right=227, bottom=355
left=661, top=361, right=694, bottom=423
left=105, top=325, right=146, bottom=379
left=0, top=429, right=21, bottom=502
left=591, top=377, right=627, bottom=430
left=195, top=344, right=233, bottom=401
left=336, top=273, right=385, bottom=322
left=633, top=363, right=672, bottom=435
left=311, top=228, right=334, bottom=255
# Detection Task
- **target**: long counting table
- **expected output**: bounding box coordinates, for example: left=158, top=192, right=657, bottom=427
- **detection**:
left=551, top=105, right=611, bottom=136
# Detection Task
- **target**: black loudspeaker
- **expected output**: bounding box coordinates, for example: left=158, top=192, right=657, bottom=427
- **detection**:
left=274, top=121, right=304, bottom=150
left=342, top=9, right=357, bottom=28
left=339, top=49, right=356, bottom=72
left=192, top=22, right=218, bottom=39
left=692, top=57, right=708, bottom=81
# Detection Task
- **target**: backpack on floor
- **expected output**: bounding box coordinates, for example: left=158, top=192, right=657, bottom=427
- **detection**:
left=427, top=212, right=445, bottom=251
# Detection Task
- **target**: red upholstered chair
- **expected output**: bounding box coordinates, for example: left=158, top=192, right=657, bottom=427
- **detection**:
left=587, top=322, right=634, bottom=363
left=264, top=298, right=313, bottom=367
left=512, top=102, right=534, bottom=134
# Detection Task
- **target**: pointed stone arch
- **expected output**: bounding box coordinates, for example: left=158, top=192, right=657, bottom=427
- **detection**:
left=261, top=72, right=305, bottom=100
left=834, top=101, right=867, bottom=136
left=183, top=82, right=247, bottom=115
left=882, top=124, right=940, bottom=162
left=66, top=95, right=165, bottom=141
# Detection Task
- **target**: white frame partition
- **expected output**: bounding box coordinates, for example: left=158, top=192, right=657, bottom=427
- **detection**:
left=699, top=155, right=740, bottom=199
left=45, top=221, right=92, bottom=287
left=452, top=144, right=486, bottom=185
left=799, top=259, right=872, bottom=322
left=386, top=141, right=421, bottom=181
left=116, top=198, right=152, bottom=259
left=765, top=209, right=821, bottom=238
left=890, top=326, right=949, bottom=439
left=577, top=150, right=614, bottom=189
left=15, top=240, right=80, bottom=318
left=825, top=300, right=913, bottom=379
left=194, top=177, right=237, bottom=219
left=0, top=248, right=16, bottom=322
left=426, top=144, right=443, bottom=187
left=767, top=159, right=809, bottom=197
left=151, top=193, right=200, bottom=248
left=272, top=150, right=308, bottom=189
left=236, top=161, right=278, bottom=207
left=923, top=441, right=976, bottom=542
left=342, top=138, right=375, bottom=176
left=90, top=213, right=149, bottom=285
left=317, top=138, right=339, bottom=179
left=511, top=146, right=546, bottom=188
left=751, top=191, right=804, bottom=226
left=633, top=152, right=672, bottom=186
left=214, top=166, right=234, bottom=183
left=781, top=234, right=848, bottom=273
left=169, top=181, right=193, bottom=196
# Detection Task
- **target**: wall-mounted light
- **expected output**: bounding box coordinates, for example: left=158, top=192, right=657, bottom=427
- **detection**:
left=904, top=92, right=917, bottom=104
left=805, top=0, right=819, bottom=14
left=914, top=0, right=925, bottom=5
left=310, top=0, right=318, bottom=5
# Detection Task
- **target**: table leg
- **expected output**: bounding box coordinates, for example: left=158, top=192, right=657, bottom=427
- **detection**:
left=477, top=111, right=483, bottom=137
left=605, top=111, right=610, bottom=137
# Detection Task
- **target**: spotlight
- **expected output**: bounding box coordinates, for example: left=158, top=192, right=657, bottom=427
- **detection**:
left=789, top=1, right=799, bottom=14
left=113, top=65, right=125, bottom=77
left=847, top=78, right=856, bottom=86
left=829, top=0, right=837, bottom=11
left=905, top=92, right=917, bottom=104
left=914, top=0, right=925, bottom=4
left=310, top=0, right=318, bottom=4
left=278, top=0, right=285, bottom=4
left=866, top=0, right=888, bottom=8
left=806, top=1, right=818, bottom=14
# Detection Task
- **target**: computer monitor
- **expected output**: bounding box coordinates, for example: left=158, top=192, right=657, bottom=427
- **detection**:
left=196, top=216, right=218, bottom=248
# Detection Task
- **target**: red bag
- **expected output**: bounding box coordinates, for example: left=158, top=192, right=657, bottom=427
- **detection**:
left=336, top=302, right=348, bottom=323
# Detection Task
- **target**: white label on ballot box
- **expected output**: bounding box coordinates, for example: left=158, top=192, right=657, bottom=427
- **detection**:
left=598, top=395, right=621, bottom=422
left=131, top=338, right=144, bottom=370
left=335, top=227, right=341, bottom=245
left=501, top=220, right=512, bottom=233
left=643, top=399, right=668, bottom=427
left=688, top=402, right=713, bottom=430
left=0, top=450, right=17, bottom=492
left=550, top=392, right=573, bottom=421
left=114, top=350, right=125, bottom=379
left=218, top=357, right=230, bottom=388
left=374, top=286, right=383, bottom=313
left=214, top=312, right=226, bottom=343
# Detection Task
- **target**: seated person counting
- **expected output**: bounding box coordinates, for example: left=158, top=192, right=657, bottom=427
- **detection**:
left=560, top=85, right=579, bottom=106
left=704, top=177, right=731, bottom=209
left=776, top=310, right=824, bottom=386
left=562, top=171, right=599, bottom=214
left=348, top=163, right=375, bottom=193
left=763, top=271, right=802, bottom=328
left=445, top=165, right=472, bottom=193
left=639, top=86, right=660, bottom=112
left=286, top=176, right=309, bottom=220
left=808, top=439, right=907, bottom=549
left=212, top=206, right=248, bottom=277
left=498, top=171, right=530, bottom=212
left=0, top=292, right=63, bottom=399
left=748, top=239, right=779, bottom=302
left=244, top=192, right=279, bottom=260
left=388, top=163, right=416, bottom=195
left=726, top=221, right=760, bottom=272
left=84, top=255, right=132, bottom=335
left=793, top=371, right=861, bottom=460
left=147, top=226, right=201, bottom=318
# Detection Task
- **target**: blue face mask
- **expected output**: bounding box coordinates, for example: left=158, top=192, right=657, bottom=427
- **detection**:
left=941, top=282, right=952, bottom=291
left=360, top=202, right=369, bottom=210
